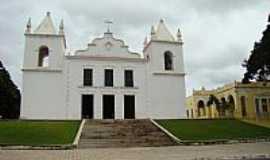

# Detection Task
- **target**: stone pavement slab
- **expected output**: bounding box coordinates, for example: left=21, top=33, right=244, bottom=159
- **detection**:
left=0, top=142, right=270, bottom=160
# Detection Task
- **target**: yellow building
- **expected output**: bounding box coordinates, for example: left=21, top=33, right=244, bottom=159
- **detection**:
left=186, top=81, right=270, bottom=120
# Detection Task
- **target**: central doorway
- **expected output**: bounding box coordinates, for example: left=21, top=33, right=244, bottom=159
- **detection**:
left=103, top=95, right=115, bottom=119
left=82, top=95, right=94, bottom=119
left=124, top=95, right=135, bottom=119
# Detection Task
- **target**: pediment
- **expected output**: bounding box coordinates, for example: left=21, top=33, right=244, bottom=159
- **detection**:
left=75, top=32, right=141, bottom=58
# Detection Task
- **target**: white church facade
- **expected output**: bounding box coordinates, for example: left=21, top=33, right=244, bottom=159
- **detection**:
left=21, top=12, right=186, bottom=120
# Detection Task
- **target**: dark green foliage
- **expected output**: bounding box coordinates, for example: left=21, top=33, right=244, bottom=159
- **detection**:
left=0, top=60, right=20, bottom=119
left=242, top=15, right=270, bottom=83
left=156, top=119, right=270, bottom=141
left=0, top=121, right=80, bottom=145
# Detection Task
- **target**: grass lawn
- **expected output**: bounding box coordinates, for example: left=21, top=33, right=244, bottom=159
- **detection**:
left=156, top=119, right=270, bottom=141
left=0, top=120, right=80, bottom=145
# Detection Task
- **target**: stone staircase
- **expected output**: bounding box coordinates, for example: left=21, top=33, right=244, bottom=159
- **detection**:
left=78, top=119, right=176, bottom=148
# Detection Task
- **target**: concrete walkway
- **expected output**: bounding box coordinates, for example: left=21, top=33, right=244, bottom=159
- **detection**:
left=1, top=142, right=270, bottom=160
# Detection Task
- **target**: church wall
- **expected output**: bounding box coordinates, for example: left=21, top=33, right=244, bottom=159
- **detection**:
left=147, top=74, right=186, bottom=119
left=23, top=35, right=65, bottom=69
left=65, top=59, right=148, bottom=119
left=145, top=42, right=186, bottom=119
left=21, top=71, right=65, bottom=119
left=21, top=32, right=66, bottom=119
left=21, top=14, right=187, bottom=120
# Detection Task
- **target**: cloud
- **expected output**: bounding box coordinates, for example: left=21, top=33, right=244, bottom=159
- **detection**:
left=0, top=0, right=270, bottom=96
left=182, top=0, right=262, bottom=14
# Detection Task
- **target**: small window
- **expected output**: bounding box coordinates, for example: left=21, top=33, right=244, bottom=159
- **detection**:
left=164, top=51, right=173, bottom=70
left=124, top=70, right=134, bottom=87
left=105, top=69, right=113, bottom=87
left=83, top=69, right=93, bottom=86
left=38, top=46, right=49, bottom=67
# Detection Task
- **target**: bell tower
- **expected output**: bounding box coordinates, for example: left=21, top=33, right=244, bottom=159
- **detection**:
left=144, top=19, right=186, bottom=119
left=144, top=19, right=184, bottom=74
left=21, top=12, right=66, bottom=119
left=23, top=12, right=66, bottom=71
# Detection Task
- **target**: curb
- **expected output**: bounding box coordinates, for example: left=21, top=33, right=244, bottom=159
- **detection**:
left=179, top=138, right=270, bottom=146
left=0, top=144, right=75, bottom=150
left=150, top=119, right=182, bottom=144
left=194, top=154, right=270, bottom=160
left=73, top=119, right=86, bottom=146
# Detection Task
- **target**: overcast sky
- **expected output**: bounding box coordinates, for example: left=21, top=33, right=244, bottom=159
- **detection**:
left=0, top=0, right=270, bottom=96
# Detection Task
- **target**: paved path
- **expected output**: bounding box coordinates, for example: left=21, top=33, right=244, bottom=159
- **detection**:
left=1, top=142, right=270, bottom=160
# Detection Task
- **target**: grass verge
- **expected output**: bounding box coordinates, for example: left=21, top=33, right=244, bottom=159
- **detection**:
left=156, top=119, right=270, bottom=141
left=0, top=120, right=80, bottom=146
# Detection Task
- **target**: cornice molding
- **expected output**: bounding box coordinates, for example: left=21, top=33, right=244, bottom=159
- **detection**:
left=153, top=72, right=185, bottom=76
left=66, top=55, right=147, bottom=62
left=22, top=68, right=62, bottom=72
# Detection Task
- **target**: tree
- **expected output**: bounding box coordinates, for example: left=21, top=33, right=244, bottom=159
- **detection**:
left=0, top=60, right=20, bottom=119
left=242, top=14, right=270, bottom=83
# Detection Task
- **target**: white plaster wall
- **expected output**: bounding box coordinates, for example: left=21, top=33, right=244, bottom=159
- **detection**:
left=21, top=33, right=67, bottom=119
left=65, top=59, right=147, bottom=119
left=147, top=75, right=186, bottom=118
left=145, top=41, right=186, bottom=119
left=146, top=41, right=185, bottom=73
left=21, top=30, right=186, bottom=120
left=23, top=35, right=65, bottom=69
left=21, top=71, right=65, bottom=119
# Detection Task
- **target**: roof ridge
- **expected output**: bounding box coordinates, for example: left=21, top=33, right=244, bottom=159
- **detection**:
left=154, top=19, right=175, bottom=42
left=34, top=12, right=57, bottom=35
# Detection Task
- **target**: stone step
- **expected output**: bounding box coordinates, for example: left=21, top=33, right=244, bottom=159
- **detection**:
left=80, top=137, right=172, bottom=143
left=78, top=119, right=176, bottom=148
left=79, top=140, right=174, bottom=148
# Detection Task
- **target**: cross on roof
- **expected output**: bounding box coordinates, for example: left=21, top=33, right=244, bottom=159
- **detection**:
left=104, top=20, right=113, bottom=33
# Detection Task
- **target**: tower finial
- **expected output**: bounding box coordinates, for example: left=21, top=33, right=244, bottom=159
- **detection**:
left=150, top=25, right=156, bottom=40
left=143, top=36, right=148, bottom=47
left=59, top=19, right=64, bottom=35
left=25, top=17, right=31, bottom=33
left=34, top=11, right=56, bottom=35
left=177, top=28, right=182, bottom=42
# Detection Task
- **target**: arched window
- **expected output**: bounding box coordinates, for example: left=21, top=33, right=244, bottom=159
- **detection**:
left=197, top=100, right=206, bottom=117
left=164, top=51, right=173, bottom=70
left=38, top=46, right=49, bottom=67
